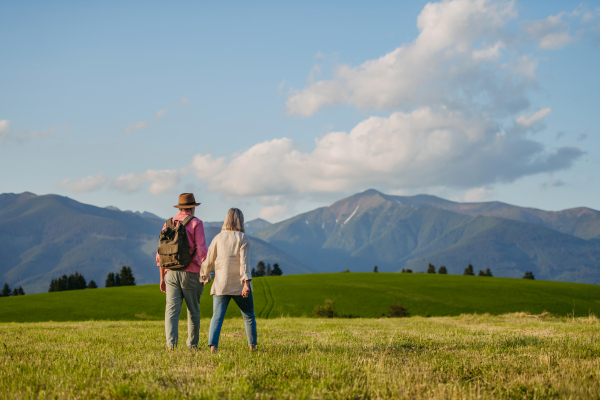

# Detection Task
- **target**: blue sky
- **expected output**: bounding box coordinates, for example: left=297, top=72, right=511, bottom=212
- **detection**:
left=1, top=0, right=599, bottom=222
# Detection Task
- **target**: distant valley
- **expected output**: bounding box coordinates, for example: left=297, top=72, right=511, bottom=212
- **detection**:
left=1, top=190, right=599, bottom=293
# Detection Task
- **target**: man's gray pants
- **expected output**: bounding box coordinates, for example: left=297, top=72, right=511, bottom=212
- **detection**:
left=165, top=270, right=204, bottom=349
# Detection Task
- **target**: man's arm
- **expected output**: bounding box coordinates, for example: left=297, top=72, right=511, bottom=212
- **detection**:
left=157, top=221, right=167, bottom=293
left=159, top=267, right=166, bottom=293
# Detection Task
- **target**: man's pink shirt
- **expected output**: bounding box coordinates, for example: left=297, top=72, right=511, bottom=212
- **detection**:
left=156, top=210, right=208, bottom=274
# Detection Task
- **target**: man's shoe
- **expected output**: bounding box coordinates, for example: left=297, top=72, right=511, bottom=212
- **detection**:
left=167, top=344, right=176, bottom=351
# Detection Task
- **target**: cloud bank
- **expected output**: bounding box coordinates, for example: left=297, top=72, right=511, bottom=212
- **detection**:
left=62, top=0, right=593, bottom=219
left=192, top=107, right=581, bottom=196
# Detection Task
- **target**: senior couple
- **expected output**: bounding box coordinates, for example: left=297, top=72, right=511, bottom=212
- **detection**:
left=156, top=193, right=256, bottom=353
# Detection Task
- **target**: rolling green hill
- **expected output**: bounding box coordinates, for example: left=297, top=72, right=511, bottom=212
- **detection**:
left=1, top=273, right=599, bottom=323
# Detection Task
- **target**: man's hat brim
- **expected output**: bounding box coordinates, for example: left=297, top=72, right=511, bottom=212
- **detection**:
left=174, top=202, right=201, bottom=208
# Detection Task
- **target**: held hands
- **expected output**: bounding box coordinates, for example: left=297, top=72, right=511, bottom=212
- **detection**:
left=200, top=275, right=211, bottom=285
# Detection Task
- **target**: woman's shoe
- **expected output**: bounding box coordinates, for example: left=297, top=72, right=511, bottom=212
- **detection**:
left=210, top=345, right=218, bottom=354
left=249, top=345, right=257, bottom=351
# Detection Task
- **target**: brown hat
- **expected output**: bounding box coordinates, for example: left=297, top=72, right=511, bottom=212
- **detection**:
left=174, top=193, right=201, bottom=209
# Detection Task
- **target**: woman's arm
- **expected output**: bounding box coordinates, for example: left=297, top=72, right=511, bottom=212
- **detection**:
left=200, top=236, right=218, bottom=282
left=239, top=235, right=251, bottom=284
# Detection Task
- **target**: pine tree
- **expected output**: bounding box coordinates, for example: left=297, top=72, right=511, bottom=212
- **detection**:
left=373, top=266, right=378, bottom=273
left=48, top=279, right=57, bottom=292
left=12, top=288, right=19, bottom=296
left=485, top=268, right=493, bottom=277
left=114, top=273, right=121, bottom=286
left=478, top=269, right=486, bottom=276
left=251, top=268, right=257, bottom=278
left=427, top=263, right=436, bottom=274
left=266, top=263, right=272, bottom=276
left=438, top=266, right=448, bottom=274
left=71, top=272, right=86, bottom=289
left=255, top=261, right=266, bottom=277
left=2, top=283, right=11, bottom=297
left=105, top=272, right=115, bottom=288
left=58, top=275, right=68, bottom=291
left=119, top=266, right=136, bottom=286
left=17, top=287, right=25, bottom=295
left=272, top=263, right=283, bottom=276
left=128, top=266, right=136, bottom=285
left=463, top=264, right=474, bottom=276
left=87, top=280, right=98, bottom=289
left=523, top=271, right=535, bottom=280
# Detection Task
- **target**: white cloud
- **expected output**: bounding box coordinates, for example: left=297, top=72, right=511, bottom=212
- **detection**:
left=0, top=120, right=11, bottom=144
left=472, top=42, right=504, bottom=61
left=286, top=0, right=524, bottom=116
left=60, top=174, right=107, bottom=193
left=515, top=107, right=551, bottom=128
left=524, top=12, right=576, bottom=49
left=123, top=121, right=149, bottom=133
left=112, top=169, right=181, bottom=194
left=191, top=107, right=583, bottom=196
left=258, top=204, right=289, bottom=222
left=154, top=109, right=169, bottom=119
left=455, top=187, right=496, bottom=202
left=0, top=120, right=61, bottom=144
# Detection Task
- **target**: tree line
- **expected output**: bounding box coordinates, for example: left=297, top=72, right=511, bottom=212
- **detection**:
left=251, top=261, right=282, bottom=277
left=400, top=263, right=535, bottom=279
left=0, top=283, right=25, bottom=297
left=47, top=266, right=136, bottom=292
left=49, top=272, right=96, bottom=292
left=105, top=266, right=136, bottom=287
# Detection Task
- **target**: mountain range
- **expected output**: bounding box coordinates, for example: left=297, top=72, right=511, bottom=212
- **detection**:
left=1, top=190, right=599, bottom=293
left=253, top=190, right=600, bottom=283
left=0, top=192, right=310, bottom=294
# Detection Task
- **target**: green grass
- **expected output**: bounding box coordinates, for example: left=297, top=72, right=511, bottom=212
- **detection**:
left=1, top=273, right=599, bottom=323
left=1, top=314, right=599, bottom=399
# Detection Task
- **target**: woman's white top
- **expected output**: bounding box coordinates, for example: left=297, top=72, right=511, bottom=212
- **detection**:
left=200, top=230, right=252, bottom=296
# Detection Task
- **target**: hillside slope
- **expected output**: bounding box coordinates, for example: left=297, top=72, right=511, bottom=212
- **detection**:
left=1, top=274, right=599, bottom=322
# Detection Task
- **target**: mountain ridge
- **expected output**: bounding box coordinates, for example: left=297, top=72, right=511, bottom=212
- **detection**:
left=3, top=189, right=600, bottom=292
left=253, top=189, right=600, bottom=283
left=0, top=193, right=308, bottom=293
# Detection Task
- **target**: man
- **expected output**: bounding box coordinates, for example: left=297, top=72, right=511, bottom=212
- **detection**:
left=157, top=193, right=207, bottom=350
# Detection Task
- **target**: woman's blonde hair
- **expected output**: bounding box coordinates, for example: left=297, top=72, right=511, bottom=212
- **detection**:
left=222, top=208, right=245, bottom=233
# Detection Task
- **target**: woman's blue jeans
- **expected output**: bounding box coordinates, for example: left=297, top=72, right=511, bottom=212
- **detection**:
left=208, top=292, right=257, bottom=348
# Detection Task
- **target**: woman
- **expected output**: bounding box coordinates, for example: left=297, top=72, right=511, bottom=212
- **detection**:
left=201, top=208, right=257, bottom=353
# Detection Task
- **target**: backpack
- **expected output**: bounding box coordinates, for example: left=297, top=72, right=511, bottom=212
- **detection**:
left=157, top=215, right=196, bottom=269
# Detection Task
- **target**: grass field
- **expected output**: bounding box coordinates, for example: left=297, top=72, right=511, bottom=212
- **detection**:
left=1, top=274, right=600, bottom=323
left=1, top=314, right=599, bottom=399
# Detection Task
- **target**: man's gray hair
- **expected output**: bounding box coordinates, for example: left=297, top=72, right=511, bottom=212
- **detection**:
left=222, top=208, right=245, bottom=233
